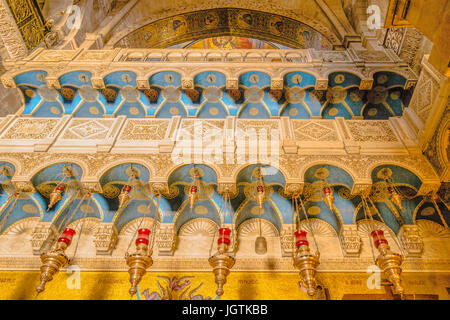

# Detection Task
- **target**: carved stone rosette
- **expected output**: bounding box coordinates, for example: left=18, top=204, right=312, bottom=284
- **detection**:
left=397, top=225, right=423, bottom=257
left=339, top=225, right=361, bottom=257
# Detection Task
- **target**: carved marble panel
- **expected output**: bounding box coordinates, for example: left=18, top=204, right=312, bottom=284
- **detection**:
left=346, top=121, right=398, bottom=142
left=0, top=118, right=59, bottom=140
left=118, top=119, right=170, bottom=141
left=292, top=120, right=339, bottom=142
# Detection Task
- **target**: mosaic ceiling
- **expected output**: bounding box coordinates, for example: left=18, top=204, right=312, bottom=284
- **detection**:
left=168, top=36, right=290, bottom=49
left=14, top=70, right=411, bottom=120
left=114, top=8, right=333, bottom=50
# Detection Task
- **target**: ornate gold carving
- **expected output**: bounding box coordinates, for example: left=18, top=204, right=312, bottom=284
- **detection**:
left=94, top=224, right=118, bottom=255
left=339, top=225, right=361, bottom=257
left=226, top=79, right=238, bottom=90
left=156, top=224, right=177, bottom=256
left=181, top=79, right=193, bottom=90
left=292, top=120, right=339, bottom=142
left=398, top=225, right=423, bottom=257
left=1, top=119, right=59, bottom=140
left=346, top=121, right=398, bottom=142
left=31, top=222, right=57, bottom=255
left=359, top=79, right=373, bottom=90
left=0, top=0, right=27, bottom=59
left=315, top=79, right=328, bottom=90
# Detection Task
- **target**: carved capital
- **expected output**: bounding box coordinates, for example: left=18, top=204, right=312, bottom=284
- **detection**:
left=91, top=77, right=105, bottom=89
left=11, top=181, right=35, bottom=193
left=217, top=183, right=237, bottom=197
left=339, top=224, right=361, bottom=257
left=226, top=79, right=238, bottom=90
left=94, top=223, right=118, bottom=255
left=45, top=77, right=61, bottom=89
left=398, top=225, right=423, bottom=257
left=181, top=78, right=193, bottom=90
left=359, top=79, right=373, bottom=90
left=82, top=181, right=103, bottom=194
left=271, top=79, right=283, bottom=90
left=31, top=222, right=58, bottom=255
left=404, top=79, right=417, bottom=90
left=315, top=79, right=328, bottom=90
left=351, top=183, right=373, bottom=197
left=136, top=78, right=150, bottom=89
left=284, top=183, right=304, bottom=198
left=0, top=74, right=16, bottom=88
left=149, top=182, right=170, bottom=196
left=156, top=223, right=177, bottom=256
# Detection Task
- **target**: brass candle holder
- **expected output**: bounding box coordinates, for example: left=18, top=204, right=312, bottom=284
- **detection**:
left=208, top=228, right=235, bottom=297
left=126, top=228, right=153, bottom=297
left=36, top=228, right=75, bottom=295
left=371, top=229, right=404, bottom=296
left=293, top=230, right=320, bottom=297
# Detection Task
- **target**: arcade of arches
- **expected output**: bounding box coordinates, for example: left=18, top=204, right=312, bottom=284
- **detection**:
left=0, top=0, right=448, bottom=300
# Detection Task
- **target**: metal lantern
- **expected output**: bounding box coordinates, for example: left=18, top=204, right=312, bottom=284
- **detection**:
left=209, top=227, right=235, bottom=297
left=370, top=229, right=404, bottom=296
left=293, top=229, right=320, bottom=297
left=47, top=184, right=65, bottom=211
left=126, top=228, right=153, bottom=298
left=36, top=228, right=76, bottom=295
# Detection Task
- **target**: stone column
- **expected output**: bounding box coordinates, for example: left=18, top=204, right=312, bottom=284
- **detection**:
left=0, top=0, right=27, bottom=59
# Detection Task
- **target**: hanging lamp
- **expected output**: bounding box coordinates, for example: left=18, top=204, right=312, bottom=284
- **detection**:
left=208, top=191, right=235, bottom=297
left=126, top=193, right=160, bottom=298
left=294, top=195, right=321, bottom=297
left=361, top=196, right=404, bottom=297
left=36, top=189, right=90, bottom=295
